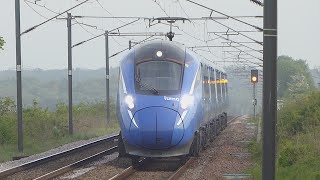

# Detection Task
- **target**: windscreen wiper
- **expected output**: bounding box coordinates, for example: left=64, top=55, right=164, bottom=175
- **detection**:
left=135, top=76, right=160, bottom=95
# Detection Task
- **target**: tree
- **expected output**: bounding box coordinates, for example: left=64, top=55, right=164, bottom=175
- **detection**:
left=0, top=97, right=16, bottom=115
left=0, top=36, right=4, bottom=50
left=277, top=55, right=315, bottom=97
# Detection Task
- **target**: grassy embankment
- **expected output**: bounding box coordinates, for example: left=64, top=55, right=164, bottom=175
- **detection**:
left=0, top=98, right=119, bottom=163
left=247, top=92, right=320, bottom=179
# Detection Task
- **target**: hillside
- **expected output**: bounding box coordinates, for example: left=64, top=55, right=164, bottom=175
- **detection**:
left=0, top=68, right=119, bottom=109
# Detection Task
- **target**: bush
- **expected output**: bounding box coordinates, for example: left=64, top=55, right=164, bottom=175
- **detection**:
left=278, top=92, right=320, bottom=137
left=0, top=98, right=119, bottom=162
left=249, top=92, right=320, bottom=179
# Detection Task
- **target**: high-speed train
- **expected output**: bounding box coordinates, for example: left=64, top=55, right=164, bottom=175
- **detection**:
left=117, top=40, right=228, bottom=163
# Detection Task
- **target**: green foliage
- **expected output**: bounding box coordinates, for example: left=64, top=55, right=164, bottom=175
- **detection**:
left=248, top=92, right=320, bottom=179
left=0, top=97, right=16, bottom=116
left=278, top=92, right=320, bottom=137
left=278, top=56, right=315, bottom=97
left=0, top=97, right=119, bottom=162
left=0, top=36, right=4, bottom=50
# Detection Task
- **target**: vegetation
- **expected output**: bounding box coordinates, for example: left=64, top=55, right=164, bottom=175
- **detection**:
left=0, top=36, right=4, bottom=50
left=0, top=97, right=119, bottom=162
left=278, top=56, right=315, bottom=97
left=248, top=56, right=320, bottom=179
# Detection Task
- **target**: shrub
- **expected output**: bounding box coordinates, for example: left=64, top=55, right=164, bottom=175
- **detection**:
left=0, top=98, right=119, bottom=162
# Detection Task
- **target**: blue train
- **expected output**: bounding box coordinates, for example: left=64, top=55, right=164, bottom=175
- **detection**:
left=117, top=40, right=228, bottom=163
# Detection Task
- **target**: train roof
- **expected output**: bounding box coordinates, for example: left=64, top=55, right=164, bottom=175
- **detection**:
left=132, top=40, right=226, bottom=74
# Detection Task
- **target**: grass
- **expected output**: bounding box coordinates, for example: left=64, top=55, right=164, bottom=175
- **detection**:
left=0, top=123, right=119, bottom=163
left=247, top=132, right=320, bottom=180
left=246, top=92, right=320, bottom=180
left=0, top=99, right=119, bottom=163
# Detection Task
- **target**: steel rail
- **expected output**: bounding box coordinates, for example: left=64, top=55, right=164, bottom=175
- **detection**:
left=0, top=134, right=119, bottom=178
left=109, top=115, right=243, bottom=180
left=228, top=115, right=243, bottom=125
left=168, top=157, right=196, bottom=180
left=109, top=159, right=146, bottom=180
left=35, top=146, right=118, bottom=180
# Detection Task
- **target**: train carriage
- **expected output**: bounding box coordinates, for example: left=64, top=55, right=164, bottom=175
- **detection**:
left=117, top=40, right=228, bottom=163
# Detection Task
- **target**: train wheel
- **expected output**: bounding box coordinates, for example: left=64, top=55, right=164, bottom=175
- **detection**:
left=200, top=127, right=206, bottom=150
left=180, top=155, right=189, bottom=164
left=190, top=133, right=200, bottom=157
left=209, top=122, right=214, bottom=142
left=118, top=132, right=126, bottom=157
left=131, top=156, right=140, bottom=168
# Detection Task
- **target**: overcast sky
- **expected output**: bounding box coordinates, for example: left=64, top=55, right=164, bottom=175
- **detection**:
left=0, top=0, right=319, bottom=70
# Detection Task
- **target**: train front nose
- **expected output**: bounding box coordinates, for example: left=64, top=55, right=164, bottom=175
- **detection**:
left=129, top=107, right=184, bottom=149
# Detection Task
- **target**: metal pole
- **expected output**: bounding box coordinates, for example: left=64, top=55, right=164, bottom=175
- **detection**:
left=263, top=0, right=277, bottom=178
left=15, top=0, right=23, bottom=153
left=129, top=40, right=132, bottom=50
left=67, top=13, right=73, bottom=134
left=253, top=83, right=256, bottom=119
left=105, top=31, right=110, bottom=125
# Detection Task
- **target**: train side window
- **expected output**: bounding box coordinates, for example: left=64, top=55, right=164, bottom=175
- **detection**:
left=216, top=70, right=221, bottom=103
left=221, top=73, right=225, bottom=101
left=194, top=66, right=202, bottom=88
left=210, top=69, right=216, bottom=104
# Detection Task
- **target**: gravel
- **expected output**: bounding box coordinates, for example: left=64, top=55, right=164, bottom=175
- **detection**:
left=126, top=159, right=182, bottom=180
left=68, top=156, right=132, bottom=179
left=1, top=135, right=119, bottom=179
left=58, top=116, right=255, bottom=180
left=0, top=133, right=118, bottom=173
left=178, top=115, right=256, bottom=180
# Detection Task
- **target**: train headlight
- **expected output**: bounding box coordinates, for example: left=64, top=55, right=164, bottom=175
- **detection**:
left=125, top=95, right=134, bottom=109
left=180, top=94, right=194, bottom=109
left=156, top=51, right=163, bottom=57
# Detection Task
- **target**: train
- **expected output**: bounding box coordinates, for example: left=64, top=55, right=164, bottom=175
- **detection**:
left=117, top=40, right=229, bottom=164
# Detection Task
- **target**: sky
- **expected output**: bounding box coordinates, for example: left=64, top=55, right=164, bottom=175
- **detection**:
left=0, top=0, right=319, bottom=70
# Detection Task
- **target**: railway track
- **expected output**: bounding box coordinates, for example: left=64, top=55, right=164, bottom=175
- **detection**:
left=0, top=116, right=242, bottom=180
left=110, top=157, right=196, bottom=180
left=109, top=116, right=241, bottom=180
left=228, top=115, right=242, bottom=125
left=0, top=134, right=119, bottom=180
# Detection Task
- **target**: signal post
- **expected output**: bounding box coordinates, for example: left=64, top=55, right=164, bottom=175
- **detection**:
left=251, top=69, right=258, bottom=119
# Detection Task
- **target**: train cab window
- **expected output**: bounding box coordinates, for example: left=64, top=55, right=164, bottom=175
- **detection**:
left=135, top=61, right=182, bottom=95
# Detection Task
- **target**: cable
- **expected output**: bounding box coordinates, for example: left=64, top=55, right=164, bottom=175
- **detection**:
left=214, top=33, right=263, bottom=54
left=111, top=36, right=127, bottom=47
left=177, top=0, right=189, bottom=19
left=73, top=19, right=142, bottom=48
left=95, top=0, right=126, bottom=23
left=24, top=0, right=48, bottom=19
left=209, top=18, right=263, bottom=45
left=110, top=35, right=156, bottom=58
left=250, top=0, right=264, bottom=6
left=184, top=0, right=263, bottom=31
left=24, top=0, right=99, bottom=37
left=22, top=0, right=92, bottom=35
left=153, top=0, right=170, bottom=17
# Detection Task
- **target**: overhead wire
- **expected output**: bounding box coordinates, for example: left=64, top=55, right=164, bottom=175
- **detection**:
left=184, top=0, right=263, bottom=31
left=24, top=0, right=138, bottom=45
left=24, top=0, right=104, bottom=37
left=209, top=18, right=262, bottom=45
left=21, top=0, right=93, bottom=35
left=72, top=19, right=141, bottom=48
left=213, top=33, right=262, bottom=54
left=110, top=35, right=156, bottom=58
left=153, top=0, right=170, bottom=17
left=24, top=0, right=49, bottom=19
